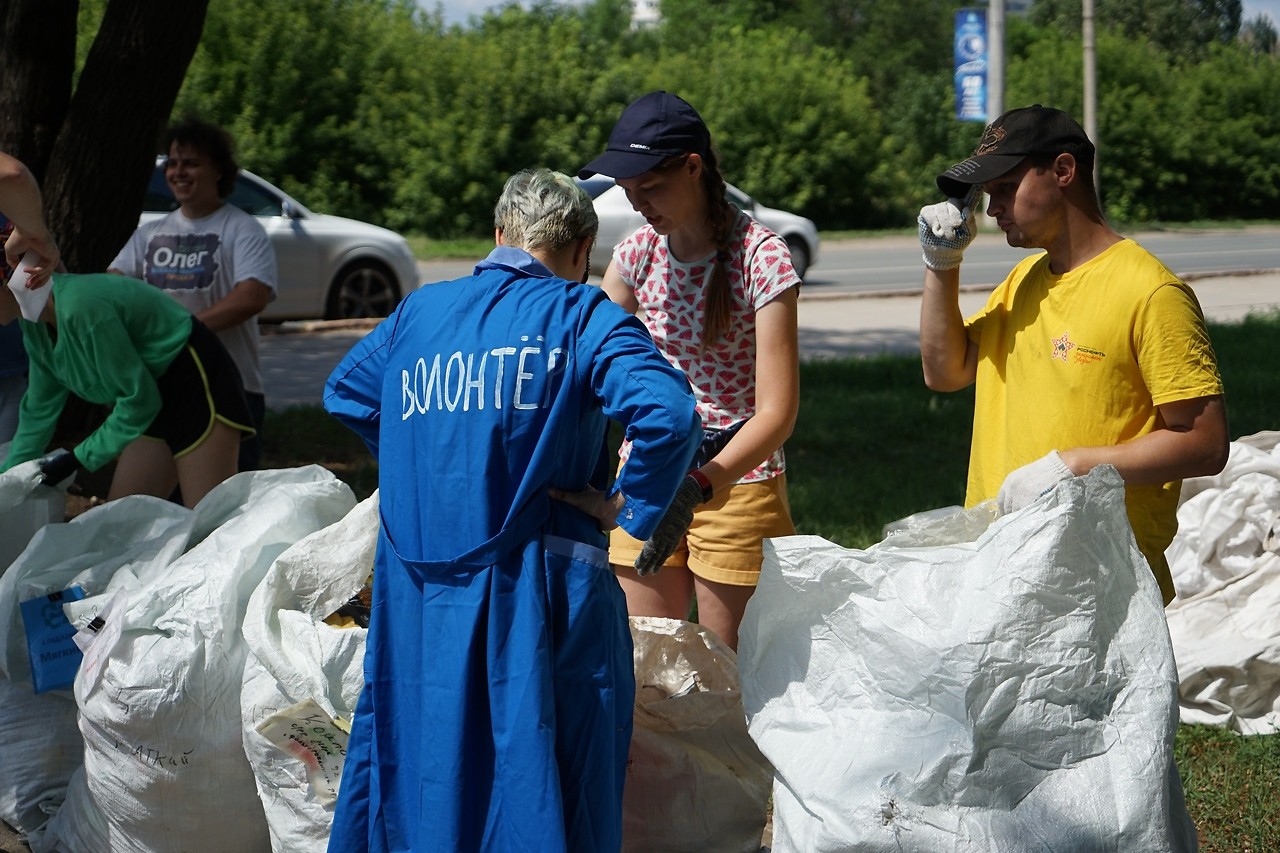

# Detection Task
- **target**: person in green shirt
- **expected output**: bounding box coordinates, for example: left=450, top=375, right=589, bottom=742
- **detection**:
left=1, top=271, right=254, bottom=508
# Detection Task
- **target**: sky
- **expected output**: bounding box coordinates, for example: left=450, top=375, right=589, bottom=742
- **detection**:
left=1247, top=0, right=1280, bottom=26
left=420, top=0, right=1279, bottom=29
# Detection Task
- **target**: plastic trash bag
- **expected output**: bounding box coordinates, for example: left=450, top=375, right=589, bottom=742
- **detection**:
left=623, top=617, right=772, bottom=853
left=1166, top=431, right=1280, bottom=734
left=0, top=483, right=191, bottom=837
left=0, top=459, right=65, bottom=576
left=739, top=466, right=1197, bottom=852
left=241, top=493, right=378, bottom=852
left=29, top=467, right=356, bottom=853
left=0, top=459, right=78, bottom=838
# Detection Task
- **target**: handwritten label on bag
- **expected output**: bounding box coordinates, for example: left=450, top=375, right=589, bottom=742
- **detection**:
left=72, top=593, right=125, bottom=693
left=256, top=698, right=350, bottom=806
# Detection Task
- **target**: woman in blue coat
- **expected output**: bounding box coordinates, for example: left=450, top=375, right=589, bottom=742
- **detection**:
left=324, top=168, right=701, bottom=852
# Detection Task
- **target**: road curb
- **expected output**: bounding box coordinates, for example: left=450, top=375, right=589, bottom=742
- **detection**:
left=798, top=267, right=1280, bottom=303
left=261, top=267, right=1280, bottom=329
left=261, top=317, right=382, bottom=336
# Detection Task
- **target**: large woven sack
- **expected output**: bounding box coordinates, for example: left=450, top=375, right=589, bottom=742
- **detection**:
left=740, top=466, right=1197, bottom=852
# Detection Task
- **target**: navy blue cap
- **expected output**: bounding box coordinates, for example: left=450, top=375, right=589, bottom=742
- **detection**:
left=578, top=91, right=711, bottom=180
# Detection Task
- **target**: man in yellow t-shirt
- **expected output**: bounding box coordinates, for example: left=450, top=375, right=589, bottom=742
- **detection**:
left=917, top=105, right=1228, bottom=604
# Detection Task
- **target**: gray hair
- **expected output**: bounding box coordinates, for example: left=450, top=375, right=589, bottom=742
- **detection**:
left=493, top=168, right=598, bottom=254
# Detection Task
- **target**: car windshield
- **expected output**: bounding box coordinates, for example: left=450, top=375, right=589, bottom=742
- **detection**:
left=228, top=177, right=284, bottom=217
left=144, top=164, right=284, bottom=218
left=143, top=166, right=179, bottom=214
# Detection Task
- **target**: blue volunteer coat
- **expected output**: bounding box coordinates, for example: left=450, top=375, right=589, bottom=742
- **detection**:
left=323, top=248, right=699, bottom=852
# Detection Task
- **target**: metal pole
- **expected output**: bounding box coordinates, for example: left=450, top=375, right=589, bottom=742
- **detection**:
left=1082, top=0, right=1100, bottom=193
left=988, top=0, right=1004, bottom=120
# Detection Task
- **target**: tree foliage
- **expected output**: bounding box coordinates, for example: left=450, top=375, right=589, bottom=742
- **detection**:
left=619, top=24, right=886, bottom=226
left=1240, top=13, right=1279, bottom=54
left=7, top=0, right=1276, bottom=250
left=1004, top=18, right=1280, bottom=222
left=4, top=0, right=207, bottom=270
left=1030, top=0, right=1243, bottom=58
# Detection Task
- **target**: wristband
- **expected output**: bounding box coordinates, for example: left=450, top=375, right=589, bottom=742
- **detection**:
left=688, top=469, right=714, bottom=503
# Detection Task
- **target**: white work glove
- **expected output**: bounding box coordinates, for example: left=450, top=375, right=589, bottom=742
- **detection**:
left=918, top=185, right=981, bottom=271
left=996, top=451, right=1074, bottom=515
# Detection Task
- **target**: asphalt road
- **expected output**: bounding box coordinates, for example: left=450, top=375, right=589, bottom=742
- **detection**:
left=409, top=225, right=1280, bottom=296
left=789, top=224, right=1280, bottom=297
left=257, top=228, right=1280, bottom=410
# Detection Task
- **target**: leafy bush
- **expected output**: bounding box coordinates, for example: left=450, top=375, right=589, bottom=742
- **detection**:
left=144, top=0, right=1280, bottom=235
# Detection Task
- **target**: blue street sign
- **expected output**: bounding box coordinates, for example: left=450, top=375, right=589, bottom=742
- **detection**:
left=954, top=8, right=988, bottom=121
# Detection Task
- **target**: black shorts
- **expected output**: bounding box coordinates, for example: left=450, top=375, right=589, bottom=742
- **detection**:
left=143, top=319, right=255, bottom=458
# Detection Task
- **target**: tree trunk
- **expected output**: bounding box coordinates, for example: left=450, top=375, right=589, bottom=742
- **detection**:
left=2, top=0, right=210, bottom=481
left=0, top=0, right=77, bottom=180
left=42, top=0, right=210, bottom=272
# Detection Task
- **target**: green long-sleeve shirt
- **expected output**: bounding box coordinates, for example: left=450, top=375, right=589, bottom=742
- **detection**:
left=3, top=273, right=192, bottom=472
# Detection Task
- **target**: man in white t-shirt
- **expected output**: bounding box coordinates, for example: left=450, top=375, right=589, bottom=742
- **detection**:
left=110, top=118, right=277, bottom=470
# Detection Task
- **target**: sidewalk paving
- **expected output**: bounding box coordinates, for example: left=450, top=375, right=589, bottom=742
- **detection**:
left=796, top=269, right=1280, bottom=360
left=261, top=270, right=1280, bottom=409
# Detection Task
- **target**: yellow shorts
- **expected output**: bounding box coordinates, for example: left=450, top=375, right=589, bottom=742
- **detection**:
left=609, top=474, right=795, bottom=586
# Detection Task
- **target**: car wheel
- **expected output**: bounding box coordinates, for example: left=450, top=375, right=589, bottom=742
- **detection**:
left=785, top=237, right=810, bottom=281
left=325, top=260, right=401, bottom=320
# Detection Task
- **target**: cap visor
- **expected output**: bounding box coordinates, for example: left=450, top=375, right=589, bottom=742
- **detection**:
left=578, top=149, right=668, bottom=180
left=936, top=153, right=1025, bottom=199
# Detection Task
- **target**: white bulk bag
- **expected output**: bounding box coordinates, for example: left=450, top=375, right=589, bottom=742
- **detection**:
left=739, top=466, right=1196, bottom=852
left=241, top=493, right=379, bottom=852
left=1167, top=433, right=1280, bottom=598
left=0, top=459, right=66, bottom=575
left=30, top=467, right=356, bottom=853
left=0, top=485, right=191, bottom=837
left=1166, top=431, right=1280, bottom=733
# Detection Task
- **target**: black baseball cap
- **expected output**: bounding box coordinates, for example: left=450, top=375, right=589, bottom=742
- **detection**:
left=937, top=105, right=1094, bottom=198
left=578, top=91, right=711, bottom=180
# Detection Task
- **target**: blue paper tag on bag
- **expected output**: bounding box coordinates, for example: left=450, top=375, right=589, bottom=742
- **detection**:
left=19, top=586, right=87, bottom=693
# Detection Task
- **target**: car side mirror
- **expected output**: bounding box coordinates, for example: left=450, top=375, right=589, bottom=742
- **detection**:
left=281, top=199, right=300, bottom=219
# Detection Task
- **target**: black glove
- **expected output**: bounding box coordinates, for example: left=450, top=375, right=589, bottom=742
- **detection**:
left=634, top=475, right=704, bottom=577
left=39, top=449, right=82, bottom=487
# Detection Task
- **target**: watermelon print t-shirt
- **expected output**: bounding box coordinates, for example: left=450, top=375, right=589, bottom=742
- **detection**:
left=612, top=208, right=800, bottom=482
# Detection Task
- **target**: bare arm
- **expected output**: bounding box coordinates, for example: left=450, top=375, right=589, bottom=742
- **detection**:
left=0, top=152, right=60, bottom=284
left=196, top=278, right=272, bottom=332
left=1059, top=395, right=1229, bottom=484
left=919, top=265, right=977, bottom=391
left=600, top=260, right=640, bottom=314
left=698, top=289, right=800, bottom=494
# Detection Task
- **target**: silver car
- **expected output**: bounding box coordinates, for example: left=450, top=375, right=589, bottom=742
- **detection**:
left=576, top=176, right=820, bottom=280
left=142, top=160, right=420, bottom=321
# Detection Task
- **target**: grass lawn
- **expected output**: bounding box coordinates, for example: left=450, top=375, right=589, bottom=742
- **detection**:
left=404, top=234, right=492, bottom=261
left=262, top=310, right=1280, bottom=849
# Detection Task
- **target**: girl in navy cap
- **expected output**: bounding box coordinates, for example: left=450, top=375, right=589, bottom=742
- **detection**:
left=580, top=91, right=801, bottom=651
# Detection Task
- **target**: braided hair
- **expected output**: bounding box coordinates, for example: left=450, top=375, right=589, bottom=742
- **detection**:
left=696, top=146, right=737, bottom=353
left=650, top=146, right=737, bottom=352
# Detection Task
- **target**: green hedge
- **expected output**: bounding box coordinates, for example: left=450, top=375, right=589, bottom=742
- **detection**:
left=107, top=0, right=1280, bottom=236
